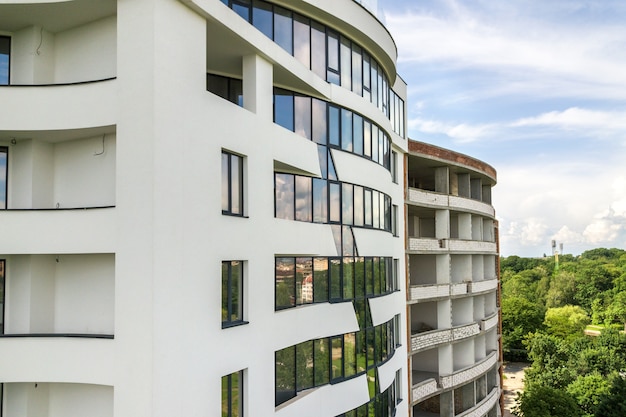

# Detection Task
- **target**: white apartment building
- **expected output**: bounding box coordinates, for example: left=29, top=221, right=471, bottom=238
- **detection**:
left=406, top=141, right=501, bottom=417
left=0, top=1, right=500, bottom=417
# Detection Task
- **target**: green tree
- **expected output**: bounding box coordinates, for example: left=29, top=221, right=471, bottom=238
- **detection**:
left=501, top=296, right=544, bottom=358
left=605, top=291, right=626, bottom=331
left=566, top=372, right=612, bottom=416
left=545, top=271, right=577, bottom=308
left=514, top=385, right=582, bottom=417
left=544, top=305, right=590, bottom=341
left=595, top=375, right=626, bottom=417
left=524, top=332, right=574, bottom=389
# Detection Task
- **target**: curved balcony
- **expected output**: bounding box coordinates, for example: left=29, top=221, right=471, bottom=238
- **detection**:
left=480, top=312, right=499, bottom=332
left=0, top=78, right=116, bottom=132
left=457, top=386, right=500, bottom=417
left=0, top=207, right=116, bottom=254
left=0, top=336, right=114, bottom=385
left=468, top=278, right=498, bottom=295
left=408, top=238, right=497, bottom=255
left=440, top=351, right=498, bottom=390
left=409, top=282, right=468, bottom=303
left=411, top=378, right=438, bottom=404
left=407, top=188, right=495, bottom=218
left=411, top=323, right=480, bottom=353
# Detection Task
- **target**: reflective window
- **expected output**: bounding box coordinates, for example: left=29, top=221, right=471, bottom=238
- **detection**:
left=311, top=22, right=326, bottom=79
left=296, top=257, right=313, bottom=304
left=328, top=105, right=340, bottom=147
left=294, top=95, right=312, bottom=140
left=342, top=183, right=353, bottom=225
left=274, top=89, right=294, bottom=131
left=295, top=176, right=312, bottom=222
left=252, top=0, right=273, bottom=38
left=312, top=99, right=327, bottom=145
left=222, top=370, right=244, bottom=417
left=275, top=173, right=294, bottom=220
left=296, top=340, right=315, bottom=391
left=340, top=36, right=352, bottom=89
left=329, top=182, right=341, bottom=223
left=364, top=189, right=373, bottom=226
left=293, top=14, right=311, bottom=68
left=312, top=178, right=328, bottom=223
left=327, top=31, right=340, bottom=85
left=0, top=259, right=4, bottom=334
left=341, top=109, right=353, bottom=152
left=354, top=185, right=364, bottom=226
left=313, top=258, right=329, bottom=303
left=275, top=257, right=295, bottom=309
left=0, top=36, right=9, bottom=86
left=343, top=258, right=354, bottom=300
left=351, top=45, right=363, bottom=96
left=331, top=335, right=344, bottom=381
left=275, top=346, right=296, bottom=405
left=353, top=114, right=363, bottom=156
left=222, top=261, right=245, bottom=327
left=222, top=151, right=244, bottom=216
left=0, top=147, right=7, bottom=210
left=363, top=121, right=372, bottom=159
left=314, top=339, right=330, bottom=385
left=330, top=258, right=342, bottom=300
left=274, top=6, right=293, bottom=54
left=232, top=0, right=251, bottom=21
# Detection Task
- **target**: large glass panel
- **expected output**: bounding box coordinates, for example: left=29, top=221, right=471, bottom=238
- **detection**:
left=208, top=74, right=230, bottom=101
left=293, top=14, right=311, bottom=69
left=331, top=335, right=344, bottom=381
left=364, top=189, right=372, bottom=227
left=343, top=257, right=354, bottom=300
left=274, top=6, right=293, bottom=54
left=296, top=341, right=314, bottom=391
left=341, top=109, right=353, bottom=151
left=0, top=36, right=9, bottom=85
left=352, top=45, right=363, bottom=96
left=362, top=53, right=371, bottom=99
left=222, top=261, right=243, bottom=324
left=296, top=257, right=313, bottom=304
left=0, top=148, right=7, bottom=209
left=275, top=346, right=296, bottom=405
left=294, top=95, right=312, bottom=140
left=230, top=155, right=243, bottom=214
left=329, top=258, right=342, bottom=300
left=372, top=191, right=380, bottom=229
left=312, top=178, right=328, bottom=223
left=345, top=333, right=357, bottom=377
left=353, top=114, right=363, bottom=156
left=329, top=182, right=341, bottom=223
left=0, top=260, right=5, bottom=333
left=371, top=125, right=379, bottom=163
left=314, top=338, right=330, bottom=385
left=354, top=257, right=365, bottom=299
left=312, top=99, right=327, bottom=145
left=295, top=176, right=312, bottom=222
left=275, top=257, right=295, bottom=309
left=354, top=185, right=364, bottom=226
left=340, top=36, right=352, bottom=89
left=356, top=332, right=366, bottom=375
left=313, top=257, right=329, bottom=303
left=311, top=22, right=326, bottom=79
left=363, top=121, right=372, bottom=158
left=373, top=257, right=381, bottom=295
left=222, top=370, right=243, bottom=417
left=252, top=0, right=273, bottom=38
left=328, top=105, right=340, bottom=147
left=343, top=226, right=356, bottom=257
left=327, top=31, right=340, bottom=84
left=365, top=258, right=374, bottom=296
left=221, top=153, right=229, bottom=212
left=232, top=0, right=251, bottom=21
left=342, top=183, right=353, bottom=226
left=371, top=61, right=379, bottom=108
left=274, top=89, right=294, bottom=131
left=275, top=173, right=294, bottom=220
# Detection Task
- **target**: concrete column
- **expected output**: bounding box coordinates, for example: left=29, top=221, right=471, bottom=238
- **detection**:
left=471, top=178, right=482, bottom=200
left=482, top=184, right=492, bottom=204
left=436, top=254, right=450, bottom=284
left=440, top=383, right=454, bottom=416
left=243, top=54, right=273, bottom=120
left=435, top=209, right=449, bottom=239
left=458, top=213, right=471, bottom=240
left=457, top=173, right=470, bottom=198
left=434, top=166, right=449, bottom=194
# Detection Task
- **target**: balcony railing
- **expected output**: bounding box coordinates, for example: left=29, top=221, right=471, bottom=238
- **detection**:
left=457, top=387, right=500, bottom=417
left=411, top=323, right=480, bottom=353
left=407, top=188, right=495, bottom=217
left=408, top=238, right=497, bottom=254
left=439, top=351, right=498, bottom=389
left=481, top=313, right=499, bottom=332
left=411, top=378, right=438, bottom=404
left=468, top=279, right=498, bottom=294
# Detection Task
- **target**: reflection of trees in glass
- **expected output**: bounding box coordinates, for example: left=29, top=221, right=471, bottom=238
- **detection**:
left=275, top=258, right=295, bottom=309
left=222, top=261, right=243, bottom=324
left=222, top=370, right=243, bottom=417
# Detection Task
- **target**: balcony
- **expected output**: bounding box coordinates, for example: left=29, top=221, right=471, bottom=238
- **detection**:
left=480, top=313, right=499, bottom=332
left=411, top=323, right=480, bottom=353
left=407, top=188, right=495, bottom=218
left=409, top=282, right=468, bottom=303
left=468, top=279, right=498, bottom=294
left=0, top=207, right=115, bottom=254
left=411, top=378, right=439, bottom=404
left=408, top=238, right=497, bottom=255
left=440, top=351, right=498, bottom=389
left=457, top=387, right=500, bottom=417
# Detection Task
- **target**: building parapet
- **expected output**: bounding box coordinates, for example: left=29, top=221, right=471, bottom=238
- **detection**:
left=440, top=351, right=498, bottom=389
left=407, top=188, right=495, bottom=218
left=411, top=378, right=438, bottom=404
left=457, top=387, right=500, bottom=417
left=468, top=279, right=498, bottom=294
left=481, top=313, right=499, bottom=332
left=411, top=323, right=480, bottom=353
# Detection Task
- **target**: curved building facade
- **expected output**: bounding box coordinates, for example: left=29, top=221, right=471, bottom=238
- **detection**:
left=0, top=1, right=410, bottom=417
left=406, top=140, right=501, bottom=417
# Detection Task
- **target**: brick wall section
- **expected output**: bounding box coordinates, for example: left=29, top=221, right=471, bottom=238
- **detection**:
left=408, top=140, right=497, bottom=182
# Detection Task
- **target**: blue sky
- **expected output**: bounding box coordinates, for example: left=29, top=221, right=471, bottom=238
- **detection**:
left=378, top=0, right=626, bottom=257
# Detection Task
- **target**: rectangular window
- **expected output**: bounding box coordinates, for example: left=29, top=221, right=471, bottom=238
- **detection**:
left=294, top=95, right=312, bottom=140
left=274, top=88, right=294, bottom=131
left=222, top=151, right=244, bottom=216
left=296, top=341, right=314, bottom=391
left=232, top=0, right=251, bottom=21
left=252, top=0, right=273, bottom=38
left=329, top=182, right=341, bottom=223
left=392, top=204, right=398, bottom=237
left=275, top=346, right=296, bottom=406
left=275, top=173, right=294, bottom=220
left=0, top=36, right=9, bottom=86
left=274, top=6, right=293, bottom=54
left=342, top=183, right=353, bottom=226
left=222, top=370, right=244, bottom=417
left=353, top=114, right=363, bottom=156
left=326, top=31, right=340, bottom=85
left=328, top=105, right=340, bottom=147
left=311, top=99, right=327, bottom=145
left=313, top=257, right=329, bottom=303
left=340, top=36, right=352, bottom=89
left=295, top=176, right=312, bottom=222
left=391, top=151, right=398, bottom=183
left=341, top=109, right=353, bottom=152
left=353, top=185, right=364, bottom=227
left=293, top=14, right=311, bottom=69
left=312, top=178, right=328, bottom=223
left=314, top=338, right=330, bottom=385
left=222, top=261, right=245, bottom=327
left=207, top=74, right=243, bottom=106
left=311, top=22, right=326, bottom=79
left=351, top=45, right=363, bottom=96
left=275, top=258, right=295, bottom=310
left=1, top=147, right=7, bottom=210
left=331, top=335, right=344, bottom=381
left=296, top=257, right=313, bottom=305
left=0, top=259, right=4, bottom=334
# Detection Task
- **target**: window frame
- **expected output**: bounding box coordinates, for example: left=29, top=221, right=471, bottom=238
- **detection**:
left=0, top=146, right=7, bottom=210
left=0, top=259, right=4, bottom=335
left=221, top=260, right=247, bottom=328
left=222, top=369, right=244, bottom=417
left=221, top=150, right=245, bottom=217
left=0, top=36, right=10, bottom=86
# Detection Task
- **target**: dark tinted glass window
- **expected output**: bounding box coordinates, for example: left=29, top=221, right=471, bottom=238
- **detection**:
left=222, top=261, right=244, bottom=326
left=275, top=346, right=296, bottom=405
left=232, top=0, right=251, bottom=21
left=222, top=151, right=244, bottom=216
left=0, top=259, right=5, bottom=333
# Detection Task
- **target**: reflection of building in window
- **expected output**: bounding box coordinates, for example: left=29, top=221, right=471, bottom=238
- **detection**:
left=222, top=261, right=245, bottom=327
left=222, top=151, right=244, bottom=216
left=0, top=36, right=9, bottom=85
left=222, top=369, right=244, bottom=417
